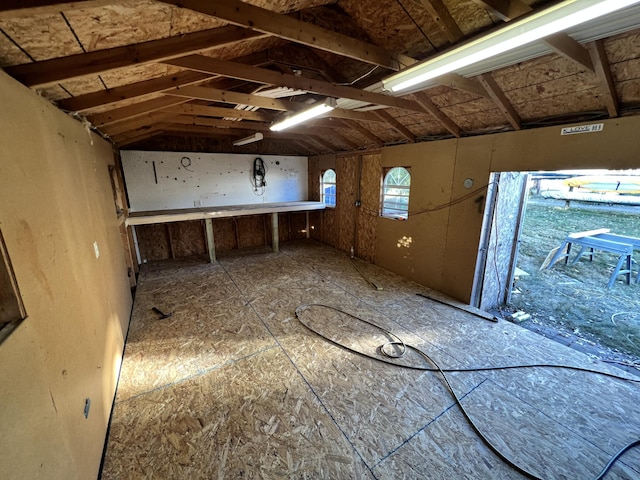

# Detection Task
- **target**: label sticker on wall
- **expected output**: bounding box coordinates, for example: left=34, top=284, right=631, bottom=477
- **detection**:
left=560, top=123, right=604, bottom=136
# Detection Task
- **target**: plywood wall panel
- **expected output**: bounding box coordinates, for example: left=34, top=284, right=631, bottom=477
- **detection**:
left=336, top=154, right=358, bottom=253
left=169, top=220, right=206, bottom=257
left=0, top=70, right=132, bottom=479
left=136, top=224, right=171, bottom=261
left=212, top=218, right=237, bottom=252
left=237, top=215, right=267, bottom=248
left=356, top=153, right=381, bottom=262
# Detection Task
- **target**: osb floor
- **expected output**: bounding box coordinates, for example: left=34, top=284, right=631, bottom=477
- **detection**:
left=101, top=240, right=640, bottom=479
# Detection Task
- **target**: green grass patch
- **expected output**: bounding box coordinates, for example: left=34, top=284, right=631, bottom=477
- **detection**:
left=510, top=200, right=640, bottom=359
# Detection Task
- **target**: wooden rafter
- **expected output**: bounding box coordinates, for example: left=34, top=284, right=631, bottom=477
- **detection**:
left=89, top=97, right=190, bottom=127
left=58, top=51, right=274, bottom=113
left=473, top=0, right=594, bottom=72
left=417, top=0, right=464, bottom=44
left=162, top=104, right=274, bottom=122
left=114, top=127, right=166, bottom=147
left=167, top=86, right=306, bottom=112
left=413, top=93, right=461, bottom=137
left=165, top=55, right=429, bottom=113
left=101, top=112, right=172, bottom=137
left=439, top=73, right=491, bottom=99
left=58, top=71, right=213, bottom=113
left=160, top=0, right=415, bottom=71
left=5, top=26, right=265, bottom=87
left=339, top=119, right=385, bottom=145
left=310, top=135, right=339, bottom=152
left=588, top=40, right=619, bottom=118
left=477, top=74, right=521, bottom=130
left=374, top=110, right=415, bottom=142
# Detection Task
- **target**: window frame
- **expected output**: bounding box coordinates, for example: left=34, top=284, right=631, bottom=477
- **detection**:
left=380, top=166, right=411, bottom=220
left=321, top=168, right=337, bottom=208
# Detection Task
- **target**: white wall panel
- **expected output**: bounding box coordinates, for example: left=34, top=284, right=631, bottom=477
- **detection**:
left=121, top=151, right=308, bottom=212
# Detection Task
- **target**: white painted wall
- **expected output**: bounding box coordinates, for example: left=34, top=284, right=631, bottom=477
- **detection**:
left=121, top=151, right=309, bottom=212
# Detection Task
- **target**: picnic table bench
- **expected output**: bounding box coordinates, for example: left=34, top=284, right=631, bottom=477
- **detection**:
left=545, top=228, right=640, bottom=288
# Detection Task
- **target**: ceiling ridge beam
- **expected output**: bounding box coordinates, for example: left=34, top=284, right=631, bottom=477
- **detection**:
left=374, top=110, right=416, bottom=142
left=160, top=0, right=415, bottom=71
left=588, top=40, right=619, bottom=117
left=414, top=92, right=461, bottom=137
left=5, top=25, right=265, bottom=87
left=166, top=55, right=428, bottom=113
left=477, top=73, right=521, bottom=130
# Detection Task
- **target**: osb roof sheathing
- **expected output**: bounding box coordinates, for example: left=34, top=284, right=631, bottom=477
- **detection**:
left=1, top=0, right=640, bottom=154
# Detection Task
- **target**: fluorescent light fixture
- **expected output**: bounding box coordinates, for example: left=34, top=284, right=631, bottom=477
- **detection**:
left=233, top=132, right=263, bottom=146
left=383, top=0, right=640, bottom=93
left=270, top=98, right=337, bottom=131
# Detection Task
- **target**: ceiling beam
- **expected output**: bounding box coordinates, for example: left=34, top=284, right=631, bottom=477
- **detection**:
left=114, top=127, right=166, bottom=147
left=101, top=112, right=173, bottom=137
left=162, top=104, right=274, bottom=122
left=439, top=73, right=491, bottom=99
left=417, top=0, right=464, bottom=44
left=167, top=85, right=305, bottom=112
left=166, top=55, right=429, bottom=113
left=339, top=119, right=385, bottom=145
left=5, top=26, right=264, bottom=87
left=57, top=71, right=213, bottom=113
left=310, top=135, right=339, bottom=152
left=58, top=50, right=275, bottom=113
left=544, top=33, right=594, bottom=72
left=160, top=0, right=415, bottom=71
left=0, top=1, right=113, bottom=18
left=374, top=110, right=416, bottom=142
left=588, top=40, right=619, bottom=117
left=477, top=74, right=521, bottom=130
left=413, top=92, right=461, bottom=137
left=89, top=96, right=190, bottom=127
left=473, top=0, right=594, bottom=72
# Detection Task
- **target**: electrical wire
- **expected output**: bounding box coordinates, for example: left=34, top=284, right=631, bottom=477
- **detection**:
left=294, top=303, right=640, bottom=480
left=395, top=0, right=438, bottom=52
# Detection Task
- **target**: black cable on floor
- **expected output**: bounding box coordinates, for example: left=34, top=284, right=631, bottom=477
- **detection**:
left=295, top=303, right=640, bottom=480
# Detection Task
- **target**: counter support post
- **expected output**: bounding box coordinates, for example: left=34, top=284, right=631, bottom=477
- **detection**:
left=271, top=213, right=279, bottom=253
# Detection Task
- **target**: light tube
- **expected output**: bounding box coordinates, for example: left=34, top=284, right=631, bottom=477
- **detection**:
left=270, top=98, right=336, bottom=131
left=232, top=132, right=263, bottom=146
left=383, top=0, right=640, bottom=93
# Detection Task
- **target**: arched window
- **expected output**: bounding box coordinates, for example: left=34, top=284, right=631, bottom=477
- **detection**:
left=321, top=169, right=336, bottom=207
left=381, top=167, right=411, bottom=219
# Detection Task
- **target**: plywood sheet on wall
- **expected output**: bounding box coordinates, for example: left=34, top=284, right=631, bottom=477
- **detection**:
left=170, top=221, right=206, bottom=258
left=239, top=215, right=268, bottom=249
left=356, top=153, right=381, bottom=262
left=136, top=224, right=170, bottom=262
left=213, top=218, right=237, bottom=252
left=121, top=151, right=308, bottom=212
left=336, top=154, right=358, bottom=253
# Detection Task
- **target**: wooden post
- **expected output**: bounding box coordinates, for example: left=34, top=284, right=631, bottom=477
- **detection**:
left=205, top=218, right=216, bottom=263
left=305, top=211, right=310, bottom=239
left=271, top=213, right=279, bottom=253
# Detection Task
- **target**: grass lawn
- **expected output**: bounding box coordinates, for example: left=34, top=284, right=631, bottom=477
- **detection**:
left=509, top=199, right=640, bottom=363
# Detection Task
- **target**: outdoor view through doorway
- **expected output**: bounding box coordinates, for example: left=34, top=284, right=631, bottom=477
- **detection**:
left=482, top=169, right=640, bottom=369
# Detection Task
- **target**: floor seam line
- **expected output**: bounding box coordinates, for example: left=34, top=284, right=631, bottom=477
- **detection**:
left=218, top=255, right=381, bottom=480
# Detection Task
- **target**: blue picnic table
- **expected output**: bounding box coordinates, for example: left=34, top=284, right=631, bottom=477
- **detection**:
left=545, top=228, right=640, bottom=288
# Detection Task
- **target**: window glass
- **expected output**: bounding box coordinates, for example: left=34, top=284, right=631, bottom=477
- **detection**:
left=382, top=167, right=411, bottom=219
left=321, top=169, right=336, bottom=207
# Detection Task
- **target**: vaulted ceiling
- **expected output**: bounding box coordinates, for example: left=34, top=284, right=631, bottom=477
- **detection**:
left=1, top=0, right=639, bottom=155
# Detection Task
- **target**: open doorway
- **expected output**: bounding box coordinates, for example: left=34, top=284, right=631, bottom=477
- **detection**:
left=474, top=169, right=640, bottom=367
